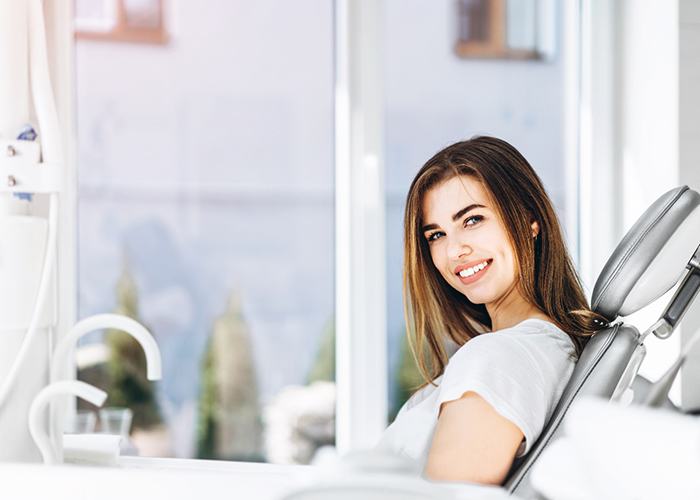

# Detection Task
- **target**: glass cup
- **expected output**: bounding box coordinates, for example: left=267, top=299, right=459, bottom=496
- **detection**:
left=64, top=409, right=97, bottom=434
left=98, top=407, right=133, bottom=439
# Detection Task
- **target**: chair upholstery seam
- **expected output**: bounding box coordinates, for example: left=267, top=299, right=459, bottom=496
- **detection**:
left=592, top=187, right=686, bottom=313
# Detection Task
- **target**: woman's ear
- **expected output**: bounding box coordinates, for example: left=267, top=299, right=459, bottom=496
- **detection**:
left=531, top=220, right=539, bottom=238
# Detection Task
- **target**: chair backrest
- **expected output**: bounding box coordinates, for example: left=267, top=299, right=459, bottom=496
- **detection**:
left=503, top=323, right=638, bottom=497
left=503, top=185, right=700, bottom=498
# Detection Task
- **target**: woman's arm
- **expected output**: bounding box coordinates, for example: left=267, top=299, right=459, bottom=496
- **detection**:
left=424, top=391, right=524, bottom=485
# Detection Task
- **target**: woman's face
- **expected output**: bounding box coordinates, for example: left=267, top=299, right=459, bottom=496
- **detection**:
left=421, top=175, right=533, bottom=307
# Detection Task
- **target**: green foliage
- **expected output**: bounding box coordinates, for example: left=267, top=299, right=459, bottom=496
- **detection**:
left=196, top=336, right=217, bottom=458
left=390, top=331, right=424, bottom=421
left=306, top=317, right=335, bottom=384
left=103, top=260, right=162, bottom=429
left=196, top=292, right=263, bottom=461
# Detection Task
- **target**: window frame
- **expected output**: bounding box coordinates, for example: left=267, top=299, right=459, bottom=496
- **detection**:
left=334, top=0, right=388, bottom=453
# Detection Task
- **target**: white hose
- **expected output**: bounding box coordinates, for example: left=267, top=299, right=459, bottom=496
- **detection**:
left=28, top=0, right=63, bottom=162
left=0, top=192, right=57, bottom=409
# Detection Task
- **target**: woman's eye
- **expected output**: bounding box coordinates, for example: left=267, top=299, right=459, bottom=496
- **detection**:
left=464, top=215, right=483, bottom=227
left=425, top=217, right=481, bottom=242
left=426, top=231, right=444, bottom=242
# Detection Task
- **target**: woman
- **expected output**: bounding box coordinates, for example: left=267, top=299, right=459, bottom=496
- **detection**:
left=376, top=136, right=609, bottom=485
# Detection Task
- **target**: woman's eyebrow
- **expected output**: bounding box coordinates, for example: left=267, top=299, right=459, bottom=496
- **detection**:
left=421, top=203, right=486, bottom=232
left=451, top=203, right=485, bottom=221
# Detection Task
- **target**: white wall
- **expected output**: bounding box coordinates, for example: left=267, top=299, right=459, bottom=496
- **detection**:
left=680, top=0, right=700, bottom=411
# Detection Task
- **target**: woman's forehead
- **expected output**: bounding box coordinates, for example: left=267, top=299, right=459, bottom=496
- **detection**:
left=423, top=175, right=489, bottom=214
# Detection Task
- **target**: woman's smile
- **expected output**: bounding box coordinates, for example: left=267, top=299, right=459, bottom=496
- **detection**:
left=454, top=258, right=493, bottom=285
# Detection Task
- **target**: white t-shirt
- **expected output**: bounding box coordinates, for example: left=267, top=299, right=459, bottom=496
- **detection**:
left=375, top=318, right=577, bottom=470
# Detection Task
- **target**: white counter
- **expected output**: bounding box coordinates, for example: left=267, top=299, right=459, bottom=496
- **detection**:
left=2, top=457, right=314, bottom=500
left=0, top=456, right=512, bottom=500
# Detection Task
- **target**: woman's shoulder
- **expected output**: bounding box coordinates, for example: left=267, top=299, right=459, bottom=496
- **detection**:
left=510, top=318, right=578, bottom=358
left=501, top=318, right=576, bottom=346
left=447, top=317, right=577, bottom=368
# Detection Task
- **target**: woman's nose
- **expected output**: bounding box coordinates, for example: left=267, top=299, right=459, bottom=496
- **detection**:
left=446, top=235, right=472, bottom=261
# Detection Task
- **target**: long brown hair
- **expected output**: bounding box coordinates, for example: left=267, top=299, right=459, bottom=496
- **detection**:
left=403, top=136, right=609, bottom=388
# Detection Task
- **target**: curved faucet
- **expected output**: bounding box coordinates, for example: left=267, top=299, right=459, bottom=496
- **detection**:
left=49, top=314, right=162, bottom=460
left=29, top=380, right=107, bottom=464
left=51, top=314, right=162, bottom=383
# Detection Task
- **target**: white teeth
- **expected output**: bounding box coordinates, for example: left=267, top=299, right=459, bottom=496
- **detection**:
left=458, top=260, right=489, bottom=278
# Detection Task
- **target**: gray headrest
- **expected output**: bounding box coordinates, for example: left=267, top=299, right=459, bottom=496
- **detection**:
left=591, top=186, right=700, bottom=321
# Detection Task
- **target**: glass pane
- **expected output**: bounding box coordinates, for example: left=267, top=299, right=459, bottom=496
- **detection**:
left=457, top=0, right=492, bottom=43
left=384, top=0, right=569, bottom=420
left=506, top=0, right=537, bottom=51
left=75, top=0, right=335, bottom=463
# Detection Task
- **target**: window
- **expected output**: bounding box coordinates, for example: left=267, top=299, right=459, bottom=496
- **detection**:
left=75, top=1, right=335, bottom=463
left=455, top=0, right=542, bottom=59
left=75, top=0, right=168, bottom=44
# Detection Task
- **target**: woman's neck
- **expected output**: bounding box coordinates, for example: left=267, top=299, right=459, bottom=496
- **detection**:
left=486, top=288, right=551, bottom=332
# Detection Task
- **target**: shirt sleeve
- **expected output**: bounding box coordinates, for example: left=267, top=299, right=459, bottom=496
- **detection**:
left=435, top=332, right=557, bottom=458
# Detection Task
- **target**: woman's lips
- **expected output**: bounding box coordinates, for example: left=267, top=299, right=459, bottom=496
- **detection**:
left=456, top=259, right=492, bottom=285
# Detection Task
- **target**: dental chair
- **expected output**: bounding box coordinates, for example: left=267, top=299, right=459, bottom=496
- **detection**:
left=503, top=185, right=700, bottom=499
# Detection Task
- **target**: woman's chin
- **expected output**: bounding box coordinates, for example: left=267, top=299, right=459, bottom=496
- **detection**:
left=458, top=282, right=500, bottom=304
left=459, top=289, right=489, bottom=304
left=449, top=279, right=496, bottom=304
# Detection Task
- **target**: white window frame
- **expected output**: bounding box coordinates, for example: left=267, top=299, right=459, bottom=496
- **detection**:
left=576, top=0, right=624, bottom=294
left=47, top=0, right=79, bottom=374
left=334, top=0, right=388, bottom=453
left=41, top=0, right=80, bottom=439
